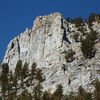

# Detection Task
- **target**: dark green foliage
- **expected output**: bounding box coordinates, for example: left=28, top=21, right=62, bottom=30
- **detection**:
left=96, top=14, right=100, bottom=22
left=20, top=62, right=29, bottom=88
left=80, top=35, right=83, bottom=42
left=1, top=63, right=9, bottom=99
left=35, top=69, right=43, bottom=82
left=17, top=90, right=32, bottom=100
left=64, top=92, right=75, bottom=100
left=65, top=49, right=75, bottom=62
left=14, top=60, right=22, bottom=79
left=87, top=13, right=96, bottom=27
left=33, top=83, right=43, bottom=100
left=71, top=19, right=75, bottom=23
left=78, top=26, right=85, bottom=33
left=63, top=87, right=92, bottom=100
left=51, top=84, right=63, bottom=100
left=14, top=60, right=22, bottom=94
left=73, top=32, right=80, bottom=42
left=78, top=86, right=86, bottom=100
left=30, top=62, right=37, bottom=84
left=81, top=29, right=98, bottom=59
left=84, top=92, right=92, bottom=100
left=2, top=63, right=9, bottom=74
left=77, top=86, right=92, bottom=100
left=42, top=91, right=51, bottom=100
left=94, top=79, right=100, bottom=100
left=74, top=17, right=83, bottom=27
left=0, top=61, right=100, bottom=100
left=7, top=70, right=14, bottom=100
left=22, top=62, right=29, bottom=78
left=66, top=17, right=71, bottom=22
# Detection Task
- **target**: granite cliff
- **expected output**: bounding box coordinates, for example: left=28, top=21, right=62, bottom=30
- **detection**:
left=2, top=12, right=100, bottom=94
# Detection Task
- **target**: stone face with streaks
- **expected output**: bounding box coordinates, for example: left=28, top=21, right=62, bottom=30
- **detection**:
left=2, top=12, right=100, bottom=94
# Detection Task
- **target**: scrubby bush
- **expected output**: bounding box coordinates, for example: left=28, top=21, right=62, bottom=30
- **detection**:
left=87, top=13, right=96, bottom=27
left=73, top=32, right=80, bottom=42
left=51, top=84, right=63, bottom=100
left=94, top=79, right=100, bottom=100
left=74, top=17, right=83, bottom=27
left=17, top=90, right=32, bottom=100
left=66, top=17, right=71, bottom=22
left=65, top=49, right=75, bottom=62
left=81, top=29, right=98, bottom=59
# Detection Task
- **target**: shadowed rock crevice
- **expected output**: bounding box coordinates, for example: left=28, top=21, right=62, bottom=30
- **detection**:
left=61, top=18, right=71, bottom=44
left=16, top=39, right=20, bottom=59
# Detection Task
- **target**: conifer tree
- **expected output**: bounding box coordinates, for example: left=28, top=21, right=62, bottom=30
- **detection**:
left=94, top=79, right=100, bottom=100
left=78, top=86, right=85, bottom=100
left=30, top=62, right=37, bottom=84
left=33, top=83, right=43, bottom=100
left=42, top=91, right=51, bottom=100
left=87, top=13, right=95, bottom=27
left=21, top=62, right=29, bottom=88
left=66, top=17, right=71, bottom=22
left=1, top=63, right=9, bottom=100
left=17, top=90, right=32, bottom=100
left=81, top=29, right=98, bottom=59
left=7, top=70, right=14, bottom=100
left=33, top=68, right=43, bottom=100
left=74, top=17, right=83, bottom=27
left=14, top=60, right=22, bottom=95
left=35, top=69, right=43, bottom=83
left=52, top=84, right=63, bottom=100
left=14, top=60, right=22, bottom=80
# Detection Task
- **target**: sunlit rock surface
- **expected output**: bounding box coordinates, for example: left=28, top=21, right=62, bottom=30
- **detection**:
left=2, top=12, right=100, bottom=94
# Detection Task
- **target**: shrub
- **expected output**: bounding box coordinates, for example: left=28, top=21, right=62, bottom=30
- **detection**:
left=14, top=60, right=22, bottom=79
left=94, top=79, right=100, bottom=100
left=17, top=90, right=32, bottom=100
left=51, top=84, right=63, bottom=100
left=66, top=17, right=71, bottom=22
left=35, top=69, right=43, bottom=82
left=87, top=13, right=96, bottom=27
left=65, top=49, right=75, bottom=62
left=74, top=17, right=83, bottom=27
left=73, top=32, right=80, bottom=42
left=81, top=29, right=98, bottom=59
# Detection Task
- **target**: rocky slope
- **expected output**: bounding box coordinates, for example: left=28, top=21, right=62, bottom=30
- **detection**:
left=2, top=12, right=100, bottom=94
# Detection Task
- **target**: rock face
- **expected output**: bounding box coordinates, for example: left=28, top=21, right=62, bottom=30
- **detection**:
left=3, top=13, right=67, bottom=70
left=2, top=12, right=100, bottom=94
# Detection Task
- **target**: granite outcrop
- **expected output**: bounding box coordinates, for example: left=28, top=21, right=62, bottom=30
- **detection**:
left=2, top=12, right=100, bottom=94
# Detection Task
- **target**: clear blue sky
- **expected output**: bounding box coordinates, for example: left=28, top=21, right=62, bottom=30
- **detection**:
left=0, top=0, right=100, bottom=62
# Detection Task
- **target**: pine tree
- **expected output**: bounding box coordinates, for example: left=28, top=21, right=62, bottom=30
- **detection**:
left=30, top=62, right=37, bottom=84
left=21, top=62, right=29, bottom=88
left=42, top=91, right=51, bottom=100
left=94, top=79, right=100, bottom=100
left=17, top=90, right=32, bottom=100
left=14, top=60, right=22, bottom=95
left=33, top=68, right=43, bottom=100
left=74, top=17, right=83, bottom=27
left=81, top=29, right=98, bottom=59
left=33, top=83, right=43, bottom=100
left=14, top=60, right=22, bottom=80
left=7, top=70, right=14, bottom=100
left=1, top=63, right=9, bottom=100
left=66, top=17, right=71, bottom=22
left=52, top=84, right=63, bottom=100
left=35, top=69, right=43, bottom=83
left=87, top=13, right=96, bottom=27
left=78, top=86, right=85, bottom=100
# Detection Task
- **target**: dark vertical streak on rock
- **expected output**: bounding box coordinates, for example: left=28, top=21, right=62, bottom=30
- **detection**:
left=61, top=18, right=71, bottom=44
left=17, top=39, right=20, bottom=59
